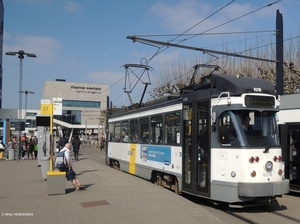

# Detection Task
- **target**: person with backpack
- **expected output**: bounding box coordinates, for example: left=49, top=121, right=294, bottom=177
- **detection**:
left=56, top=143, right=82, bottom=191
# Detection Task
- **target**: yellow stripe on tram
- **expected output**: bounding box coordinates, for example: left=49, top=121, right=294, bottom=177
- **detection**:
left=129, top=143, right=136, bottom=175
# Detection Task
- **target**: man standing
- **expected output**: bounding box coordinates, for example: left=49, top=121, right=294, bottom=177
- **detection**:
left=61, top=143, right=82, bottom=191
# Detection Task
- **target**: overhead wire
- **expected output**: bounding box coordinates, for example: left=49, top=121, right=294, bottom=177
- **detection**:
left=142, top=0, right=283, bottom=97
left=141, top=0, right=281, bottom=64
left=134, top=30, right=276, bottom=37
left=180, top=0, right=281, bottom=43
left=147, top=0, right=236, bottom=63
left=110, top=1, right=284, bottom=107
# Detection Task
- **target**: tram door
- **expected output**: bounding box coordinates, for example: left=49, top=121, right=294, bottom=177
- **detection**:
left=285, top=125, right=300, bottom=189
left=182, top=101, right=210, bottom=196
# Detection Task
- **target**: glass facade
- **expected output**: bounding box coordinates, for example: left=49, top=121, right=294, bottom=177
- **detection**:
left=63, top=100, right=100, bottom=108
left=54, top=110, right=82, bottom=125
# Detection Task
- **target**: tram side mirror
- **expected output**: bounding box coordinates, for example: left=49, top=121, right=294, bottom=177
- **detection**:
left=211, top=112, right=216, bottom=124
left=211, top=112, right=216, bottom=132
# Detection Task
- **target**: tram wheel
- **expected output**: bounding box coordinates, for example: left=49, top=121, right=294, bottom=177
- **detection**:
left=156, top=174, right=162, bottom=186
left=174, top=179, right=179, bottom=194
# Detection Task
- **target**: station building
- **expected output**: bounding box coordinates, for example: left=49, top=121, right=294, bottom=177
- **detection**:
left=0, top=79, right=109, bottom=143
left=43, top=79, right=109, bottom=139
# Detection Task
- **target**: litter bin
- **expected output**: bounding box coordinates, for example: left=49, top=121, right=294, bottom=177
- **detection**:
left=8, top=149, right=15, bottom=160
left=41, top=156, right=50, bottom=180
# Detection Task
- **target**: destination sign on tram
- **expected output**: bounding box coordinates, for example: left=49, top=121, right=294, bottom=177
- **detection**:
left=244, top=95, right=275, bottom=108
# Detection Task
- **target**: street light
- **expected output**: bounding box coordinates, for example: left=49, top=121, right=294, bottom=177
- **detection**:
left=6, top=50, right=36, bottom=161
left=19, top=90, right=34, bottom=119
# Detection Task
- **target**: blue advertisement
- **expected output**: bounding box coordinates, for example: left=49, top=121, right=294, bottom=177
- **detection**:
left=141, top=145, right=171, bottom=165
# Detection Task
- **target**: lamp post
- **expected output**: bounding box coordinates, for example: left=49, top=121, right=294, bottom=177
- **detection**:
left=19, top=90, right=35, bottom=119
left=6, top=50, right=36, bottom=161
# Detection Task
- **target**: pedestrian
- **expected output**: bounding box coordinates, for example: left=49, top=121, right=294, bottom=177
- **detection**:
left=4, top=137, right=17, bottom=160
left=21, top=141, right=26, bottom=160
left=21, top=134, right=28, bottom=160
left=28, top=136, right=34, bottom=159
left=100, top=136, right=105, bottom=151
left=33, top=137, right=38, bottom=159
left=71, top=135, right=81, bottom=161
left=59, top=136, right=68, bottom=151
left=60, top=143, right=82, bottom=191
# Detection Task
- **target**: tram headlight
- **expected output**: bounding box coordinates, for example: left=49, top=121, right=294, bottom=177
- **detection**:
left=231, top=171, right=236, bottom=178
left=265, top=161, right=273, bottom=171
left=250, top=171, right=256, bottom=177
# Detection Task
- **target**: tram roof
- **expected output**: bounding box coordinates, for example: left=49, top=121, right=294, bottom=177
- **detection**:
left=108, top=74, right=275, bottom=116
left=181, top=74, right=275, bottom=96
left=108, top=95, right=181, bottom=116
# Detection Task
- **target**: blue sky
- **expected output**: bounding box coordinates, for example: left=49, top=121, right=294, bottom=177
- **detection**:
left=2, top=0, right=300, bottom=110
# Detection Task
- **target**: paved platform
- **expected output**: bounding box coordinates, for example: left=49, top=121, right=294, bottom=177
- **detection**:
left=0, top=145, right=222, bottom=224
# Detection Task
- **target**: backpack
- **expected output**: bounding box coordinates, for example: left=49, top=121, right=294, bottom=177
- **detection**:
left=55, top=149, right=67, bottom=168
left=0, top=140, right=5, bottom=149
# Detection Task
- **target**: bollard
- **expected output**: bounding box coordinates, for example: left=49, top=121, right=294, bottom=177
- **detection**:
left=40, top=156, right=50, bottom=180
left=47, top=171, right=66, bottom=195
left=8, top=149, right=15, bottom=160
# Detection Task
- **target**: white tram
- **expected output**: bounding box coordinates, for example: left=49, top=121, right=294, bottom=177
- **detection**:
left=107, top=74, right=289, bottom=204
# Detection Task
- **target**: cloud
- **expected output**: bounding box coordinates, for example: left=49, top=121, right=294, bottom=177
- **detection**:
left=149, top=1, right=206, bottom=32
left=148, top=0, right=276, bottom=33
left=3, top=31, right=61, bottom=63
left=62, top=0, right=82, bottom=12
left=85, top=71, right=125, bottom=85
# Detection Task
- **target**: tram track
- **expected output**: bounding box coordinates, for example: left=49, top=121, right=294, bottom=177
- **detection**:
left=216, top=200, right=300, bottom=224
left=182, top=193, right=300, bottom=224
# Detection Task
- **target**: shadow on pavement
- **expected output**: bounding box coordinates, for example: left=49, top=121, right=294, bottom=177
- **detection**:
left=66, top=183, right=94, bottom=193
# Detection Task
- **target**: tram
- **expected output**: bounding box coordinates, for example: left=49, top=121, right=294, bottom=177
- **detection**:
left=278, top=94, right=300, bottom=192
left=107, top=73, right=289, bottom=204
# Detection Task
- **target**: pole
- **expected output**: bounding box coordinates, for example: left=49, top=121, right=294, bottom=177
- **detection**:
left=24, top=92, right=27, bottom=120
left=5, top=50, right=37, bottom=161
left=50, top=103, right=53, bottom=171
left=21, top=90, right=34, bottom=120
left=18, top=56, right=23, bottom=161
left=85, top=119, right=87, bottom=144
left=276, top=9, right=284, bottom=97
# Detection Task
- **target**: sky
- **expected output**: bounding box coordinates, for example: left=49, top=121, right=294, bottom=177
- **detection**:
left=2, top=0, right=300, bottom=110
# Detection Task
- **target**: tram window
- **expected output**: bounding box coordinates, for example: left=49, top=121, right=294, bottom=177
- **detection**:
left=218, top=110, right=280, bottom=147
left=165, top=112, right=181, bottom=145
left=108, top=123, right=114, bottom=141
left=139, top=117, right=149, bottom=143
left=114, top=122, right=121, bottom=142
left=121, top=121, right=129, bottom=142
left=150, top=115, right=163, bottom=144
left=218, top=113, right=237, bottom=145
left=130, top=119, right=138, bottom=143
